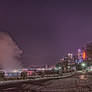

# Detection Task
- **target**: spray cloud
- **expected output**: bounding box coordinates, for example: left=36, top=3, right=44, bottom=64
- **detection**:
left=0, top=32, right=23, bottom=71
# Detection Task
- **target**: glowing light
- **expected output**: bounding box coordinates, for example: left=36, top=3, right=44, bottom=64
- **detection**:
left=12, top=69, right=18, bottom=73
left=81, top=63, right=86, bottom=67
left=58, top=67, right=61, bottom=69
left=82, top=51, right=86, bottom=60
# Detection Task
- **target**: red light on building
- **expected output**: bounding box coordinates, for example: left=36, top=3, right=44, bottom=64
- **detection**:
left=82, top=51, right=86, bottom=60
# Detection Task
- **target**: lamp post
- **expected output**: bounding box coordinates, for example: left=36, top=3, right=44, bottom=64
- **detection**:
left=81, top=62, right=87, bottom=71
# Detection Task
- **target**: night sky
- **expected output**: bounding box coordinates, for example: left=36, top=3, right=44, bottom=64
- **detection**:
left=0, top=0, right=92, bottom=66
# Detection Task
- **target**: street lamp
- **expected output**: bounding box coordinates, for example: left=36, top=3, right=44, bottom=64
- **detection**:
left=81, top=63, right=86, bottom=67
left=81, top=62, right=87, bottom=71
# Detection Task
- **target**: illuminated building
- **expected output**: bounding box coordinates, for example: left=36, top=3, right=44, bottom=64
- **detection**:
left=77, top=49, right=83, bottom=63
left=82, top=51, right=86, bottom=60
left=68, top=53, right=73, bottom=59
left=78, top=49, right=82, bottom=60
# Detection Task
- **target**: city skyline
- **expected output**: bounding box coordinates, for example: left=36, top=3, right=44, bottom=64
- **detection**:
left=0, top=1, right=92, bottom=66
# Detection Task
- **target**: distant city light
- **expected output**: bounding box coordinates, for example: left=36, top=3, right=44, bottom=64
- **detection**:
left=54, top=67, right=61, bottom=70
left=58, top=67, right=62, bottom=69
left=81, top=63, right=86, bottom=67
left=82, top=51, right=86, bottom=60
left=12, top=69, right=18, bottom=73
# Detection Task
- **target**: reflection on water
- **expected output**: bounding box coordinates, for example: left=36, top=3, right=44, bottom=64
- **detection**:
left=79, top=75, right=87, bottom=80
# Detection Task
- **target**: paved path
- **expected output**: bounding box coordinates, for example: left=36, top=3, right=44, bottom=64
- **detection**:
left=35, top=74, right=92, bottom=92
left=1, top=73, right=92, bottom=92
